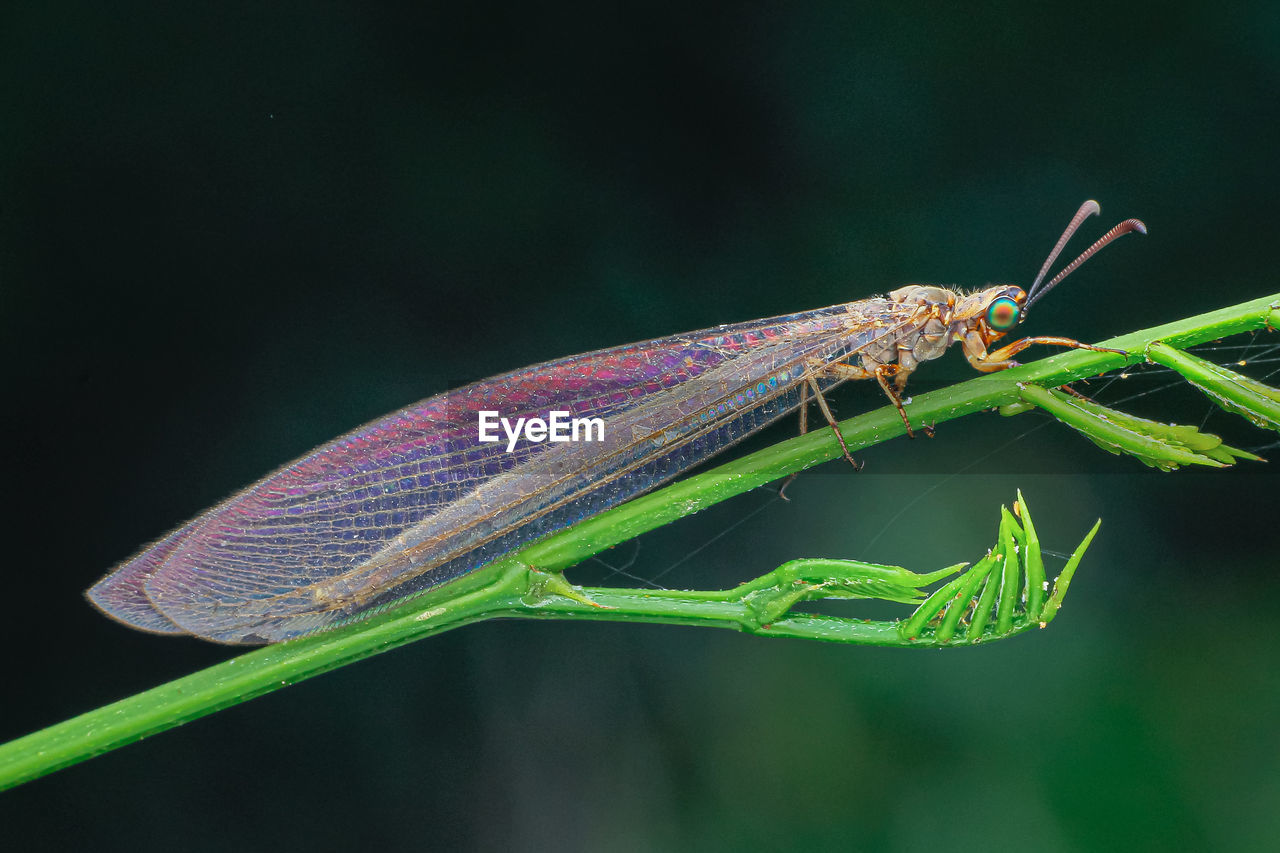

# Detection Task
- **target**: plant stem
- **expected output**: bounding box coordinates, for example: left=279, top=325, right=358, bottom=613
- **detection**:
left=1, top=291, right=1275, bottom=791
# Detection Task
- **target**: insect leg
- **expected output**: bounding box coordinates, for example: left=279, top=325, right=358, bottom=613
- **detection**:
left=778, top=381, right=812, bottom=499
left=873, top=364, right=919, bottom=437
left=961, top=330, right=1127, bottom=373
left=814, top=356, right=926, bottom=438
left=797, top=377, right=810, bottom=436
left=804, top=374, right=862, bottom=469
left=893, top=349, right=934, bottom=436
left=1057, top=384, right=1100, bottom=403
left=817, top=360, right=919, bottom=438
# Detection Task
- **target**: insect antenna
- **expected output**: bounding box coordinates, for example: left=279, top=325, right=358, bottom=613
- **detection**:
left=1024, top=200, right=1147, bottom=311
left=1028, top=200, right=1100, bottom=300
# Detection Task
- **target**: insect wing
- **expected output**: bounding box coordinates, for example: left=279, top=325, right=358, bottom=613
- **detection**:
left=89, top=299, right=916, bottom=642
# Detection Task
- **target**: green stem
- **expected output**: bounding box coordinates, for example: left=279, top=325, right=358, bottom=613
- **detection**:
left=516, top=292, right=1280, bottom=572
left=2, top=291, right=1276, bottom=790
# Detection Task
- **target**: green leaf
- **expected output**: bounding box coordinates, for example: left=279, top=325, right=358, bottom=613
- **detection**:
left=1016, top=383, right=1260, bottom=471
left=1146, top=340, right=1280, bottom=432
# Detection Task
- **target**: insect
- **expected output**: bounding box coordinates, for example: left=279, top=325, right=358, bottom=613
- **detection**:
left=88, top=200, right=1145, bottom=644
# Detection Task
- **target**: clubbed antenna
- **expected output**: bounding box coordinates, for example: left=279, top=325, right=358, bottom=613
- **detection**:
left=1024, top=200, right=1147, bottom=312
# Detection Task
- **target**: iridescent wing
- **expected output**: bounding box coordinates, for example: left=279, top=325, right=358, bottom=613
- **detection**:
left=88, top=297, right=920, bottom=643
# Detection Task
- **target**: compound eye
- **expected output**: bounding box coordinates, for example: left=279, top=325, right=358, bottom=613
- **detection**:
left=986, top=297, right=1020, bottom=331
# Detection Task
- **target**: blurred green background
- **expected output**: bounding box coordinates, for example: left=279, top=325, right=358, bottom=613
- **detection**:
left=2, top=2, right=1277, bottom=850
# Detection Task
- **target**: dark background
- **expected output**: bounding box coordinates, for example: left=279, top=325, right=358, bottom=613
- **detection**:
left=3, top=2, right=1277, bottom=850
